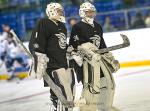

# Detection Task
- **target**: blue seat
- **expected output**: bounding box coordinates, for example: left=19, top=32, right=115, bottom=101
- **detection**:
left=29, top=0, right=38, bottom=3
left=9, top=0, right=18, bottom=6
left=65, top=5, right=79, bottom=17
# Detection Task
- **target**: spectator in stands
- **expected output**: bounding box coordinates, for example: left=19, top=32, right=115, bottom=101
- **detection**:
left=145, top=12, right=150, bottom=27
left=68, top=17, right=78, bottom=28
left=123, top=0, right=136, bottom=8
left=71, top=0, right=82, bottom=6
left=131, top=12, right=146, bottom=29
left=103, top=16, right=116, bottom=32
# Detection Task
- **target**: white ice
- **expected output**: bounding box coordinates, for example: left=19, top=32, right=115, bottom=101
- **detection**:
left=0, top=66, right=150, bottom=111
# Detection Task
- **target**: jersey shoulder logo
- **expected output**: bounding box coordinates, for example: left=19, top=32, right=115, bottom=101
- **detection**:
left=73, top=35, right=79, bottom=41
left=90, top=35, right=101, bottom=48
left=55, top=33, right=67, bottom=49
left=33, top=43, right=39, bottom=49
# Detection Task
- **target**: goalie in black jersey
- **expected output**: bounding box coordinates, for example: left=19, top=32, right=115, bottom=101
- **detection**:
left=29, top=3, right=75, bottom=111
left=69, top=2, right=120, bottom=111
left=69, top=2, right=107, bottom=83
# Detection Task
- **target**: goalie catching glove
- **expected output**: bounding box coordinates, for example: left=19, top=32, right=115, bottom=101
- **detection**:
left=67, top=46, right=83, bottom=67
left=77, top=42, right=120, bottom=73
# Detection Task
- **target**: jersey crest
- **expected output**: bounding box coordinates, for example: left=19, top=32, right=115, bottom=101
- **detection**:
left=55, top=33, right=67, bottom=49
left=90, top=35, right=101, bottom=48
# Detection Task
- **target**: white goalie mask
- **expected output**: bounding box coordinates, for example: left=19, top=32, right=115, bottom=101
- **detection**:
left=46, top=3, right=66, bottom=23
left=79, top=2, right=96, bottom=25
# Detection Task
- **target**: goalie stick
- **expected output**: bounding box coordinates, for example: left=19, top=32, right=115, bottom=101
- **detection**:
left=96, top=34, right=130, bottom=54
left=77, top=34, right=130, bottom=61
left=0, top=60, right=4, bottom=68
left=10, top=30, right=32, bottom=58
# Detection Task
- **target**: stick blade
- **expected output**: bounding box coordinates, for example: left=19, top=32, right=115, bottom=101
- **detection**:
left=120, top=34, right=130, bottom=46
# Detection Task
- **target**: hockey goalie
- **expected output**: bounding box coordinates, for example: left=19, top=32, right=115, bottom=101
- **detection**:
left=28, top=3, right=76, bottom=111
left=68, top=2, right=122, bottom=111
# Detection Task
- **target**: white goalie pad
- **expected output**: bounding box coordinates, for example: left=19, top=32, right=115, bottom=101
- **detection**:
left=101, top=52, right=120, bottom=73
left=52, top=68, right=75, bottom=111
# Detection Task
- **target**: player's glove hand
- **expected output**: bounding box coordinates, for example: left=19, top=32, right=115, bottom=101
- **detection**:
left=71, top=52, right=83, bottom=67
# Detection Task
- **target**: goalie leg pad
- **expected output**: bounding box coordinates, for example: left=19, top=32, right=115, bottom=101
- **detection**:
left=98, top=77, right=115, bottom=111
left=80, top=61, right=101, bottom=111
left=52, top=68, right=75, bottom=110
left=98, top=60, right=120, bottom=111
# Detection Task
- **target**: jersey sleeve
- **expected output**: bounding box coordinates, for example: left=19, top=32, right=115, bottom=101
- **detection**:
left=69, top=25, right=81, bottom=50
left=99, top=28, right=107, bottom=49
left=100, top=36, right=107, bottom=49
left=29, top=19, right=47, bottom=54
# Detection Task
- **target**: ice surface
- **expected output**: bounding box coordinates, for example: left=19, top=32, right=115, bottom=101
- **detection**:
left=0, top=67, right=150, bottom=111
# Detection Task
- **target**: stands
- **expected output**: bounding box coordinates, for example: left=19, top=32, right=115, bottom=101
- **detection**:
left=0, top=0, right=150, bottom=38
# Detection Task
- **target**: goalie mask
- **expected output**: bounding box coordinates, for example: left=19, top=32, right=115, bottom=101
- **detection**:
left=46, top=3, right=66, bottom=23
left=79, top=2, right=96, bottom=25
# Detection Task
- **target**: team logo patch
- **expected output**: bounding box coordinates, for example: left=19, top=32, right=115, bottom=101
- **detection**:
left=90, top=35, right=101, bottom=48
left=33, top=43, right=39, bottom=48
left=55, top=33, right=67, bottom=49
left=73, top=35, right=79, bottom=41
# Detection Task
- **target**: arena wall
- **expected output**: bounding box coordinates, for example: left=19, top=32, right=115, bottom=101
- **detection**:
left=1, top=28, right=150, bottom=79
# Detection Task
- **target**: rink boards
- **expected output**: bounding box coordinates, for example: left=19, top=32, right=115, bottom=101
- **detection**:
left=0, top=28, right=150, bottom=80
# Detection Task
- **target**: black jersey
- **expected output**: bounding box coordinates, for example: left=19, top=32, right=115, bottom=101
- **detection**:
left=69, top=21, right=107, bottom=82
left=29, top=18, right=68, bottom=69
left=69, top=21, right=107, bottom=50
